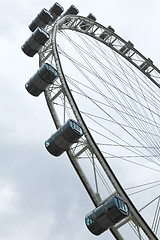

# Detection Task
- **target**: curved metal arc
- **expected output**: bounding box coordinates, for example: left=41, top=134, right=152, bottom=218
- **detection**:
left=43, top=17, right=159, bottom=240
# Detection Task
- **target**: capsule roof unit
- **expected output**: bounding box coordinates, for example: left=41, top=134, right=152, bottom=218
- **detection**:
left=21, top=27, right=50, bottom=57
left=49, top=2, right=64, bottom=21
left=119, top=40, right=134, bottom=54
left=99, top=26, right=115, bottom=41
left=86, top=13, right=96, bottom=21
left=38, top=63, right=59, bottom=83
left=140, top=57, right=153, bottom=71
left=63, top=5, right=79, bottom=16
left=107, top=25, right=115, bottom=32
left=29, top=8, right=53, bottom=32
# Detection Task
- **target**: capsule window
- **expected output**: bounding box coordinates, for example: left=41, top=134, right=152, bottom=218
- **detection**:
left=72, top=122, right=83, bottom=135
left=86, top=218, right=94, bottom=226
left=116, top=197, right=128, bottom=214
left=45, top=141, right=50, bottom=147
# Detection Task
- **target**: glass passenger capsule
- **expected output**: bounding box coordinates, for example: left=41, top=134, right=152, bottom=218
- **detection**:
left=45, top=119, right=84, bottom=156
left=21, top=27, right=50, bottom=57
left=25, top=63, right=58, bottom=96
left=49, top=2, right=64, bottom=21
left=63, top=5, right=79, bottom=16
left=29, top=8, right=53, bottom=32
left=85, top=195, right=129, bottom=235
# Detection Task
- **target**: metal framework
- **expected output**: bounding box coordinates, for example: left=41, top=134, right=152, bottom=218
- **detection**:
left=39, top=15, right=160, bottom=240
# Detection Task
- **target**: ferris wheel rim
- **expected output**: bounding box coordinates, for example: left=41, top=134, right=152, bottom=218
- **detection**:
left=56, top=15, right=160, bottom=88
left=40, top=15, right=159, bottom=240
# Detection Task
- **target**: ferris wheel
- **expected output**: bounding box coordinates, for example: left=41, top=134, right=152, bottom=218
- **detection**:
left=21, top=3, right=160, bottom=240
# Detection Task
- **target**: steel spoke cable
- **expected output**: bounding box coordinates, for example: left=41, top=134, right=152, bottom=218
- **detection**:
left=80, top=110, right=160, bottom=166
left=125, top=180, right=160, bottom=191
left=75, top=32, right=160, bottom=149
left=103, top=155, right=160, bottom=173
left=69, top=86, right=160, bottom=139
left=140, top=196, right=160, bottom=212
left=146, top=79, right=160, bottom=138
left=92, top=36, right=160, bottom=119
left=79, top=102, right=160, bottom=162
left=90, top=41, right=160, bottom=153
left=97, top=143, right=159, bottom=150
left=74, top=37, right=160, bottom=156
left=103, top=153, right=160, bottom=159
left=60, top=31, right=154, bottom=104
left=112, top=50, right=160, bottom=151
left=88, top=126, right=160, bottom=168
left=59, top=45, right=158, bottom=147
left=86, top=33, right=160, bottom=103
left=127, top=183, right=160, bottom=196
left=58, top=34, right=160, bottom=123
left=85, top=150, right=113, bottom=194
left=128, top=221, right=145, bottom=240
left=61, top=45, right=160, bottom=158
left=63, top=57, right=160, bottom=160
left=93, top=152, right=160, bottom=173
left=82, top=32, right=160, bottom=112
left=101, top=147, right=160, bottom=172
left=66, top=75, right=160, bottom=129
left=50, top=94, right=160, bottom=162
left=152, top=197, right=160, bottom=234
left=129, top=63, right=160, bottom=138
left=113, top=50, right=160, bottom=147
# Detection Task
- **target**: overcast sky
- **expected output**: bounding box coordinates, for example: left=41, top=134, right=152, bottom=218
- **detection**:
left=0, top=0, right=160, bottom=240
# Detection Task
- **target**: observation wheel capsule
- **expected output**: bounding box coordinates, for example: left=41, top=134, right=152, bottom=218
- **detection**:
left=45, top=119, right=84, bottom=156
left=29, top=8, right=53, bottom=32
left=25, top=63, right=58, bottom=96
left=21, top=27, right=50, bottom=57
left=85, top=195, right=129, bottom=235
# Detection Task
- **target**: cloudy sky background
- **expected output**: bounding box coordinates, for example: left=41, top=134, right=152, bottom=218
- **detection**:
left=0, top=0, right=160, bottom=239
